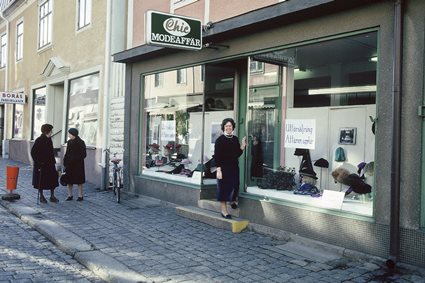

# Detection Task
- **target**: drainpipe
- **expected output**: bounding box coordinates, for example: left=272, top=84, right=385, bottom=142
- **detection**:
left=387, top=0, right=403, bottom=269
left=100, top=0, right=112, bottom=190
left=0, top=10, right=9, bottom=158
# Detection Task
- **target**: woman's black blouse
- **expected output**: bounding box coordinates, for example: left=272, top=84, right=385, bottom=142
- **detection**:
left=214, top=135, right=243, bottom=168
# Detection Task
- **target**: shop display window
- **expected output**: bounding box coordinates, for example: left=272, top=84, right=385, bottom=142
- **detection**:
left=13, top=104, right=24, bottom=139
left=246, top=32, right=377, bottom=216
left=67, top=73, right=99, bottom=146
left=32, top=87, right=46, bottom=139
left=142, top=66, right=207, bottom=184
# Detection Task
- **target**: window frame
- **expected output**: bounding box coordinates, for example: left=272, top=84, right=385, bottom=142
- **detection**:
left=16, top=20, right=24, bottom=62
left=0, top=32, right=7, bottom=68
left=76, top=0, right=92, bottom=30
left=171, top=0, right=198, bottom=10
left=38, top=0, right=53, bottom=50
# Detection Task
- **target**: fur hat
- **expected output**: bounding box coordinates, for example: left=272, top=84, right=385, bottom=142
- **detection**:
left=331, top=167, right=350, bottom=184
left=41, top=124, right=53, bottom=135
left=68, top=128, right=79, bottom=137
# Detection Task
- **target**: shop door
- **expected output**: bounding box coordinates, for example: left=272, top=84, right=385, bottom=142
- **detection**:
left=245, top=59, right=282, bottom=188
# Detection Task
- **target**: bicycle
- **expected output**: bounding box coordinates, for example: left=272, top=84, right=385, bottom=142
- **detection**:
left=104, top=149, right=123, bottom=203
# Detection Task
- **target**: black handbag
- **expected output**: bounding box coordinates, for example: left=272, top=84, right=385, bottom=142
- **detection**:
left=59, top=171, right=68, bottom=186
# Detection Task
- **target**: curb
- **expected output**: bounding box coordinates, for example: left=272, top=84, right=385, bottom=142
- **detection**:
left=0, top=199, right=149, bottom=283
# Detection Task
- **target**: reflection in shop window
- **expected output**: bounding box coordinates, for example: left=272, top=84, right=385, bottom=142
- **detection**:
left=32, top=87, right=46, bottom=139
left=13, top=104, right=24, bottom=139
left=143, top=66, right=205, bottom=184
left=246, top=32, right=377, bottom=216
left=67, top=73, right=99, bottom=145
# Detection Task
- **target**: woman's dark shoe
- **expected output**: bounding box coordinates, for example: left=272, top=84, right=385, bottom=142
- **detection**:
left=65, top=196, right=73, bottom=201
left=39, top=195, right=47, bottom=203
left=230, top=202, right=238, bottom=209
left=221, top=212, right=232, bottom=219
left=50, top=196, right=59, bottom=203
left=76, top=197, right=84, bottom=201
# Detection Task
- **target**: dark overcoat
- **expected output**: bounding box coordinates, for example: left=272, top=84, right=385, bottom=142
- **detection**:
left=63, top=136, right=87, bottom=184
left=31, top=134, right=59, bottom=190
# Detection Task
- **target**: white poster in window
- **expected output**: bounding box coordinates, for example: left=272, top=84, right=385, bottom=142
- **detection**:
left=161, top=120, right=176, bottom=142
left=284, top=119, right=315, bottom=149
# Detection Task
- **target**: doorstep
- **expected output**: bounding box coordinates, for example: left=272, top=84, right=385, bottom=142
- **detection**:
left=176, top=205, right=249, bottom=233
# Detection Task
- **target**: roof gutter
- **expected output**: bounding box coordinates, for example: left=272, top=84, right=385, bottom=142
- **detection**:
left=387, top=0, right=403, bottom=269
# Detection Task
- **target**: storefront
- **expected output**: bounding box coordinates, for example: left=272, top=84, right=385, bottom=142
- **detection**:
left=114, top=0, right=425, bottom=266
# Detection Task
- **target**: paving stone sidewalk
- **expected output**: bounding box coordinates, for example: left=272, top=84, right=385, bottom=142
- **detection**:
left=1, top=158, right=425, bottom=282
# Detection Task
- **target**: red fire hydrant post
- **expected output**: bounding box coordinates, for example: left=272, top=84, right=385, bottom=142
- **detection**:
left=1, top=166, right=20, bottom=201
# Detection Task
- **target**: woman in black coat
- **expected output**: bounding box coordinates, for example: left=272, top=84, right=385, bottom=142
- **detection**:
left=31, top=124, right=59, bottom=203
left=63, top=128, right=87, bottom=201
left=214, top=118, right=247, bottom=219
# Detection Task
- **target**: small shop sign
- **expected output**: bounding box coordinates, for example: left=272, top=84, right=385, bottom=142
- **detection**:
left=0, top=91, right=25, bottom=104
left=145, top=10, right=202, bottom=50
left=284, top=119, right=316, bottom=149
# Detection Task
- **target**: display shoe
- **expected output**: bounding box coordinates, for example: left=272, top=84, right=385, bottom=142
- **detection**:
left=39, top=195, right=47, bottom=203
left=230, top=202, right=238, bottom=209
left=65, top=196, right=73, bottom=201
left=50, top=196, right=59, bottom=203
left=76, top=197, right=84, bottom=201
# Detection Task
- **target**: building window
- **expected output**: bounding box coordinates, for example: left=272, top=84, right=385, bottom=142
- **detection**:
left=172, top=0, right=198, bottom=9
left=0, top=33, right=6, bottom=68
left=13, top=104, right=24, bottom=139
left=32, top=87, right=46, bottom=140
left=67, top=73, right=99, bottom=146
left=154, top=73, right=163, bottom=87
left=38, top=0, right=52, bottom=49
left=77, top=0, right=91, bottom=30
left=177, top=69, right=186, bottom=84
left=16, top=21, right=23, bottom=61
left=250, top=60, right=264, bottom=73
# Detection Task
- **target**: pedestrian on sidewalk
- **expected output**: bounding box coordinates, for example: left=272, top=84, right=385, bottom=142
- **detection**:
left=214, top=118, right=247, bottom=219
left=31, top=123, right=59, bottom=203
left=63, top=128, right=87, bottom=201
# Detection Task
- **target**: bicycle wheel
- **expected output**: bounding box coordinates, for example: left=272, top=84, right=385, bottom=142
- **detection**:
left=112, top=170, right=118, bottom=196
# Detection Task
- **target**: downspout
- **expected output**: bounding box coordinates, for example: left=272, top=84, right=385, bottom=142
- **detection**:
left=387, top=0, right=403, bottom=269
left=100, top=0, right=112, bottom=190
left=0, top=10, right=9, bottom=158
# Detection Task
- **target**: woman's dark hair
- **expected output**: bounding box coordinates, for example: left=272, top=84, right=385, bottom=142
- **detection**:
left=41, top=124, right=53, bottom=135
left=221, top=118, right=236, bottom=131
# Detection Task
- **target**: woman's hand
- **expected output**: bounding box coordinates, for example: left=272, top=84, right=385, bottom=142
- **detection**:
left=216, top=168, right=222, bottom=179
left=241, top=136, right=247, bottom=150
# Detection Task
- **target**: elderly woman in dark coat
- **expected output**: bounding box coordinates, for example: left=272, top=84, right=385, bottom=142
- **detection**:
left=31, top=123, right=59, bottom=203
left=63, top=128, right=87, bottom=201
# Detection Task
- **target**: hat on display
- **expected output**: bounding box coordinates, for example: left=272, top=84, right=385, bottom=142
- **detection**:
left=314, top=158, right=329, bottom=168
left=294, top=148, right=308, bottom=156
left=68, top=128, right=79, bottom=137
left=299, top=168, right=318, bottom=180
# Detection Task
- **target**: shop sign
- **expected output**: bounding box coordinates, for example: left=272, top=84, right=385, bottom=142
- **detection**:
left=284, top=119, right=315, bottom=149
left=146, top=10, right=202, bottom=50
left=0, top=91, right=25, bottom=104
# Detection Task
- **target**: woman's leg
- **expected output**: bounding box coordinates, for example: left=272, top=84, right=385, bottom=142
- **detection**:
left=67, top=184, right=73, bottom=197
left=77, top=184, right=83, bottom=198
left=221, top=201, right=229, bottom=215
left=39, top=189, right=47, bottom=203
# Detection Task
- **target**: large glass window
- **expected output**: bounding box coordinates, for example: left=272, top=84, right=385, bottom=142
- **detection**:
left=38, top=0, right=52, bottom=49
left=16, top=21, right=23, bottom=61
left=13, top=104, right=24, bottom=139
left=143, top=66, right=205, bottom=184
left=67, top=73, right=99, bottom=145
left=246, top=32, right=377, bottom=216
